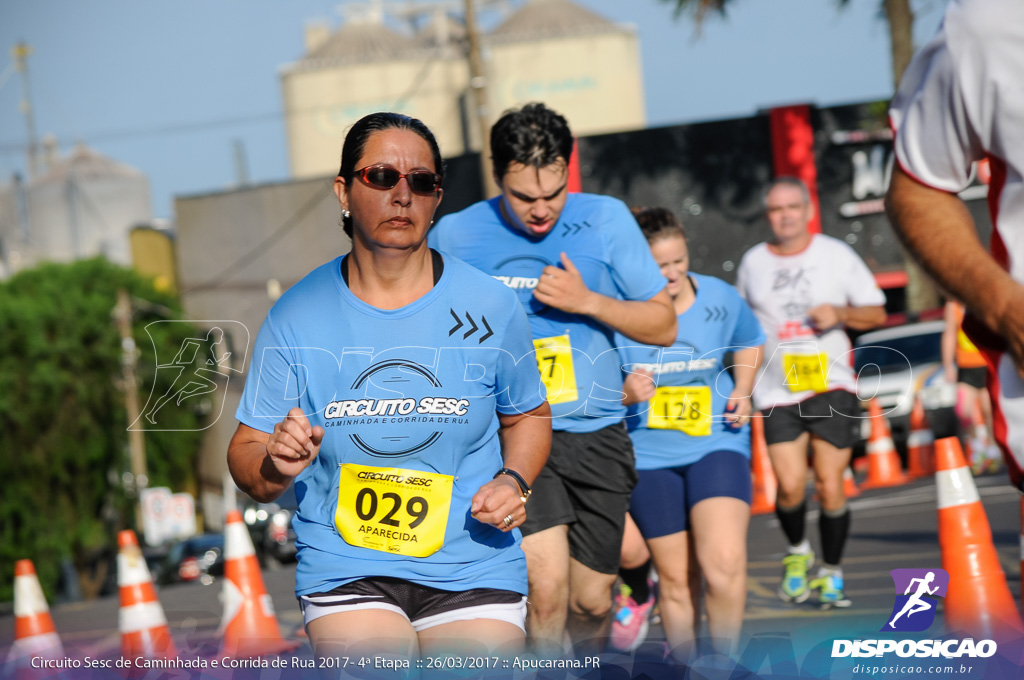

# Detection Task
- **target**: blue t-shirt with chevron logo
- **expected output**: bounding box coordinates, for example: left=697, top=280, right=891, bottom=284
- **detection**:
left=236, top=255, right=545, bottom=597
left=617, top=273, right=766, bottom=469
left=430, top=193, right=667, bottom=433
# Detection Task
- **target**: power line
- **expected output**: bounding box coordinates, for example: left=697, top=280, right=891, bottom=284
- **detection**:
left=0, top=54, right=456, bottom=155
left=0, top=110, right=287, bottom=152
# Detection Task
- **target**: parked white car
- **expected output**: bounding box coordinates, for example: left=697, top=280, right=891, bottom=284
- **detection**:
left=853, top=320, right=959, bottom=446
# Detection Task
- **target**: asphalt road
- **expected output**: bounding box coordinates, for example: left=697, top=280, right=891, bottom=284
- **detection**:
left=1, top=467, right=1020, bottom=678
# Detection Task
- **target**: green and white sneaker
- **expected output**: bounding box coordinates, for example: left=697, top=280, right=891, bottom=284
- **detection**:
left=810, top=572, right=852, bottom=609
left=778, top=552, right=814, bottom=603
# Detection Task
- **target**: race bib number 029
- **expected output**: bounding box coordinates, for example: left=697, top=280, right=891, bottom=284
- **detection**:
left=648, top=386, right=712, bottom=436
left=335, top=464, right=453, bottom=558
left=782, top=353, right=829, bottom=393
left=534, top=334, right=578, bottom=405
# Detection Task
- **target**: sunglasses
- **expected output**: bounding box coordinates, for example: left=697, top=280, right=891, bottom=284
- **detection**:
left=355, top=164, right=442, bottom=195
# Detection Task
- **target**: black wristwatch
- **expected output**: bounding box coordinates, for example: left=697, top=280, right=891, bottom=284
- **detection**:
left=494, top=468, right=532, bottom=503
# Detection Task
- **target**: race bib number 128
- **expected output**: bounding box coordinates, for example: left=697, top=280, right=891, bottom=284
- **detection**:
left=648, top=386, right=712, bottom=436
left=335, top=464, right=453, bottom=558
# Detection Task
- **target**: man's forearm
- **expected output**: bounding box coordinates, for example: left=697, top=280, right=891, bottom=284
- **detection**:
left=837, top=305, right=886, bottom=331
left=586, top=289, right=677, bottom=346
left=886, top=166, right=1019, bottom=332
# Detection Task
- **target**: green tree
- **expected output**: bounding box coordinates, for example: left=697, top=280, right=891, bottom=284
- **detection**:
left=0, top=258, right=207, bottom=602
left=661, top=0, right=938, bottom=312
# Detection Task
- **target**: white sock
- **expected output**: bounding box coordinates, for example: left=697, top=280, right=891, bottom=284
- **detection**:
left=788, top=539, right=812, bottom=555
left=817, top=564, right=843, bottom=578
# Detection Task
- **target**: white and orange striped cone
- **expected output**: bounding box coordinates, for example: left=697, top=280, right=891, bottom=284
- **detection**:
left=860, top=399, right=909, bottom=489
left=118, top=529, right=177, bottom=659
left=219, top=510, right=298, bottom=658
left=935, top=437, right=1024, bottom=642
left=4, top=560, right=63, bottom=677
left=749, top=414, right=777, bottom=515
left=906, top=397, right=935, bottom=478
left=843, top=466, right=861, bottom=499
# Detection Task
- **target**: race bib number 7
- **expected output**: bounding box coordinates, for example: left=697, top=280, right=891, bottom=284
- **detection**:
left=782, top=353, right=829, bottom=393
left=534, top=334, right=579, bottom=405
left=648, top=386, right=712, bottom=436
left=335, top=464, right=453, bottom=558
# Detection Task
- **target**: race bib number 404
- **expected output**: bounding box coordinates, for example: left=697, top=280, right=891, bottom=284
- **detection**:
left=534, top=334, right=579, bottom=405
left=782, top=353, right=829, bottom=393
left=335, top=464, right=453, bottom=558
left=648, top=386, right=712, bottom=436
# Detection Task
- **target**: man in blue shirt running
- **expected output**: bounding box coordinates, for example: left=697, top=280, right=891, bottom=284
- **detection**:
left=430, top=103, right=676, bottom=654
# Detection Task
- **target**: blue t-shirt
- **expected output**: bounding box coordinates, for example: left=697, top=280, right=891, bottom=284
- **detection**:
left=430, top=193, right=667, bottom=433
left=235, top=255, right=546, bottom=597
left=617, top=274, right=766, bottom=470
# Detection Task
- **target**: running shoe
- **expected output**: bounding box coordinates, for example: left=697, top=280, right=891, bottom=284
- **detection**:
left=778, top=551, right=814, bottom=603
left=810, top=572, right=852, bottom=609
left=610, top=584, right=655, bottom=651
left=984, top=446, right=1003, bottom=474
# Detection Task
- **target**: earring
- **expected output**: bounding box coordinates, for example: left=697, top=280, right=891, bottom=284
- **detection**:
left=342, top=209, right=351, bottom=219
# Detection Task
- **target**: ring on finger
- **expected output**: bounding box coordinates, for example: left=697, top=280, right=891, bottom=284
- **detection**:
left=503, top=514, right=514, bottom=528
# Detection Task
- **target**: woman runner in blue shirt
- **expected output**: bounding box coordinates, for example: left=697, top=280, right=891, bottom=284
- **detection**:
left=616, top=207, right=765, bottom=661
left=228, top=113, right=551, bottom=661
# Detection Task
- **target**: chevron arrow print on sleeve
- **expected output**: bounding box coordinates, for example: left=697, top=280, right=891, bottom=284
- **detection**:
left=704, top=306, right=728, bottom=322
left=448, top=309, right=495, bottom=343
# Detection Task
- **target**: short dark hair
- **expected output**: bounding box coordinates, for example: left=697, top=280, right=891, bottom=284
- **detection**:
left=490, top=103, right=574, bottom=181
left=337, top=112, right=444, bottom=238
left=630, top=206, right=687, bottom=244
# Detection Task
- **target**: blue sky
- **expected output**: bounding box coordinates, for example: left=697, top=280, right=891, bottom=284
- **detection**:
left=0, top=0, right=947, bottom=219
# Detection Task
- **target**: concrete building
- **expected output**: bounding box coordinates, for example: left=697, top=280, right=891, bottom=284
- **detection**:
left=2, top=144, right=152, bottom=274
left=0, top=179, right=21, bottom=279
left=281, top=0, right=646, bottom=178
left=175, top=177, right=347, bottom=525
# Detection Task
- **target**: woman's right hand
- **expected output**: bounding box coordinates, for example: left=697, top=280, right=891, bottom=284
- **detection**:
left=267, top=407, right=324, bottom=478
left=622, top=368, right=656, bottom=406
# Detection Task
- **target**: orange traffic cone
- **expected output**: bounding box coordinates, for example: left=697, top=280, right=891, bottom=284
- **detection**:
left=907, top=397, right=935, bottom=478
left=843, top=466, right=861, bottom=498
left=935, top=437, right=1023, bottom=641
left=749, top=414, right=776, bottom=515
left=5, top=560, right=63, bottom=675
left=118, top=530, right=177, bottom=659
left=860, top=399, right=909, bottom=489
left=219, top=510, right=298, bottom=658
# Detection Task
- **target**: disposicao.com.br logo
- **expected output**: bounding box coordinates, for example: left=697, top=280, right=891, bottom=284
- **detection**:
left=831, top=568, right=998, bottom=659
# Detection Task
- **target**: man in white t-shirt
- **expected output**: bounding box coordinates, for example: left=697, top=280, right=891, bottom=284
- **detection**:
left=737, top=177, right=886, bottom=609
left=887, top=0, right=1024, bottom=492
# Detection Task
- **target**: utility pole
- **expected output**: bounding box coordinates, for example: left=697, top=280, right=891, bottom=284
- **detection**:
left=115, top=289, right=148, bottom=528
left=12, top=41, right=39, bottom=180
left=464, top=0, right=499, bottom=198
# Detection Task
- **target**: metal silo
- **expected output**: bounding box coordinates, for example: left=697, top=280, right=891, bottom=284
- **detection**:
left=25, top=144, right=152, bottom=266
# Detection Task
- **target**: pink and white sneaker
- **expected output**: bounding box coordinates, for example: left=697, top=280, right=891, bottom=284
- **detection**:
left=609, top=584, right=655, bottom=651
